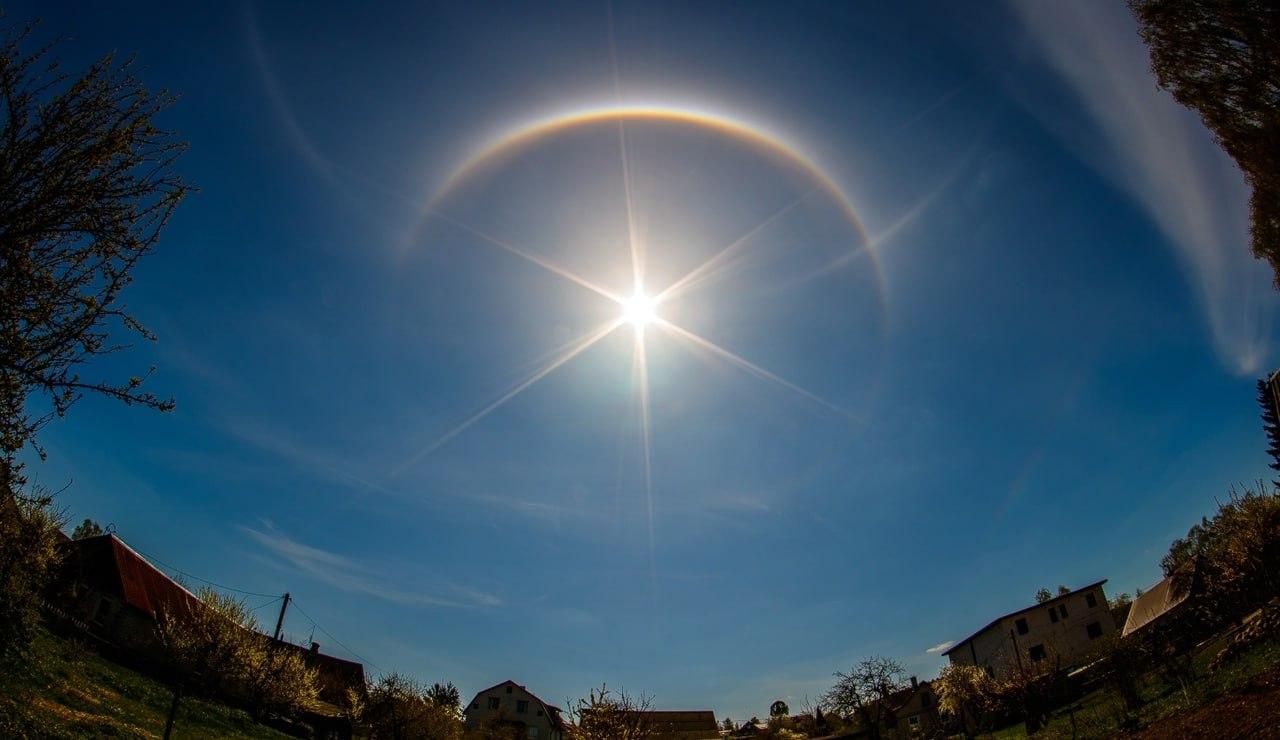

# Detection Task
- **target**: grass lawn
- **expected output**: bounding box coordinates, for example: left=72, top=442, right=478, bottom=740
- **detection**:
left=0, top=626, right=293, bottom=739
left=988, top=633, right=1280, bottom=739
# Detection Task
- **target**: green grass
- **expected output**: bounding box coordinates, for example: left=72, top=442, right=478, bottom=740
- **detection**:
left=987, top=633, right=1280, bottom=739
left=0, top=626, right=293, bottom=739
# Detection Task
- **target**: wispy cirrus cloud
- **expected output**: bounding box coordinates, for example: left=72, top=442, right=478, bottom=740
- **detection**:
left=1009, top=1, right=1274, bottom=375
left=241, top=523, right=500, bottom=608
left=926, top=640, right=955, bottom=655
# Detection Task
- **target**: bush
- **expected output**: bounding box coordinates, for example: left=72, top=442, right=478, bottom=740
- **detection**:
left=0, top=489, right=65, bottom=669
left=155, top=587, right=319, bottom=718
left=363, top=673, right=463, bottom=740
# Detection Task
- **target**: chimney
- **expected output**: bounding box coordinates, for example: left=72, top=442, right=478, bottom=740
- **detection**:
left=910, top=676, right=918, bottom=689
left=310, top=642, right=320, bottom=654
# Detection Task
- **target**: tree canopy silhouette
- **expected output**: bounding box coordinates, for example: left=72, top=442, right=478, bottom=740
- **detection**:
left=1130, top=1, right=1280, bottom=283
left=0, top=21, right=189, bottom=493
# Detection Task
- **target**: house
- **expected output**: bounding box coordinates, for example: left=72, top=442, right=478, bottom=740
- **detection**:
left=464, top=680, right=569, bottom=739
left=628, top=710, right=719, bottom=740
left=843, top=677, right=940, bottom=739
left=942, top=580, right=1116, bottom=678
left=54, top=533, right=364, bottom=707
left=55, top=532, right=203, bottom=660
left=1122, top=576, right=1190, bottom=637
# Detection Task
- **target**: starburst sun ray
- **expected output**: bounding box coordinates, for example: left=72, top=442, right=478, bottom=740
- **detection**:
left=657, top=319, right=857, bottom=421
left=433, top=210, right=623, bottom=303
left=390, top=318, right=625, bottom=476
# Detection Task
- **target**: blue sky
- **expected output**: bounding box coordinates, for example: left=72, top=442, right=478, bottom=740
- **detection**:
left=16, top=0, right=1278, bottom=722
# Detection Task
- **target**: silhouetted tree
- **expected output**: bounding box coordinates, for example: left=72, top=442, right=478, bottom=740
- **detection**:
left=769, top=699, right=789, bottom=718
left=1259, top=376, right=1280, bottom=483
left=567, top=684, right=656, bottom=740
left=71, top=518, right=102, bottom=539
left=822, top=656, right=906, bottom=740
left=1130, top=1, right=1280, bottom=283
left=1109, top=592, right=1134, bottom=629
left=1034, top=588, right=1053, bottom=604
left=0, top=16, right=187, bottom=673
left=425, top=680, right=462, bottom=717
left=1, top=20, right=188, bottom=491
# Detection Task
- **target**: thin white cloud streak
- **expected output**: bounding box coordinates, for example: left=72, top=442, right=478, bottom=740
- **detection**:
left=925, top=640, right=955, bottom=655
left=242, top=524, right=501, bottom=608
left=1010, top=1, right=1273, bottom=375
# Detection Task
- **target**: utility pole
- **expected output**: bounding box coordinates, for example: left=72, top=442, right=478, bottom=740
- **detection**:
left=162, top=685, right=181, bottom=739
left=273, top=592, right=291, bottom=642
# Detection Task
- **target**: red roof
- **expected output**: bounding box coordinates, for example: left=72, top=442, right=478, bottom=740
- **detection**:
left=62, top=534, right=203, bottom=620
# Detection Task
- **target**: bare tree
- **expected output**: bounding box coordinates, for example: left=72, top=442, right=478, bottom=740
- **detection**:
left=821, top=656, right=906, bottom=740
left=566, top=684, right=656, bottom=740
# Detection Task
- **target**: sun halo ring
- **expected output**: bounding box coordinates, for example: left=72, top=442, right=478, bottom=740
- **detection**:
left=423, top=104, right=887, bottom=320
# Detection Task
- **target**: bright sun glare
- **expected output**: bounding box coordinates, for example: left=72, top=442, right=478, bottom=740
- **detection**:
left=621, top=292, right=658, bottom=329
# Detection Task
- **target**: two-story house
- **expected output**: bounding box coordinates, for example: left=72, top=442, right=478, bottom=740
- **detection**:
left=464, top=680, right=569, bottom=739
left=942, top=580, right=1116, bottom=678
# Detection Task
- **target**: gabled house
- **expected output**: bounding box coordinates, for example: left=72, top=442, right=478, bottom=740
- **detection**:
left=55, top=532, right=203, bottom=658
left=942, top=580, right=1116, bottom=678
left=842, top=677, right=939, bottom=739
left=464, top=680, right=569, bottom=739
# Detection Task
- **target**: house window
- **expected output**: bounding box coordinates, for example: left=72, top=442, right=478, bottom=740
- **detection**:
left=908, top=715, right=921, bottom=729
left=1087, top=621, right=1103, bottom=639
left=1048, top=607, right=1059, bottom=623
left=506, top=685, right=513, bottom=694
left=1086, top=592, right=1098, bottom=608
left=1029, top=644, right=1047, bottom=662
left=488, top=697, right=500, bottom=710
left=1059, top=604, right=1068, bottom=619
left=537, top=709, right=544, bottom=716
left=528, top=729, right=539, bottom=738
left=517, top=700, right=529, bottom=714
left=1016, top=617, right=1029, bottom=635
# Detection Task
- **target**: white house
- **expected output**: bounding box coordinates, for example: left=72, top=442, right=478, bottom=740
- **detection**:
left=942, top=580, right=1116, bottom=678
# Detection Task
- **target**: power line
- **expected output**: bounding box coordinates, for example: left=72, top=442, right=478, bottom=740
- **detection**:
left=249, top=595, right=283, bottom=613
left=129, top=544, right=279, bottom=599
left=289, top=599, right=382, bottom=674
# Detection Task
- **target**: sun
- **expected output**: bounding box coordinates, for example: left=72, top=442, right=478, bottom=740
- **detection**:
left=620, top=292, right=658, bottom=329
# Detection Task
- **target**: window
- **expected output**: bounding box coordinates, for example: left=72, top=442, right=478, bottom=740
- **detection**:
left=528, top=729, right=539, bottom=738
left=488, top=697, right=500, bottom=710
left=1087, top=621, right=1103, bottom=639
left=1016, top=617, right=1029, bottom=635
left=506, top=685, right=513, bottom=694
left=1029, top=644, right=1047, bottom=662
left=1086, top=592, right=1098, bottom=608
left=1059, top=604, right=1068, bottom=619
left=1048, top=607, right=1059, bottom=623
left=908, top=715, right=920, bottom=727
left=516, top=700, right=529, bottom=714
left=537, top=709, right=544, bottom=716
